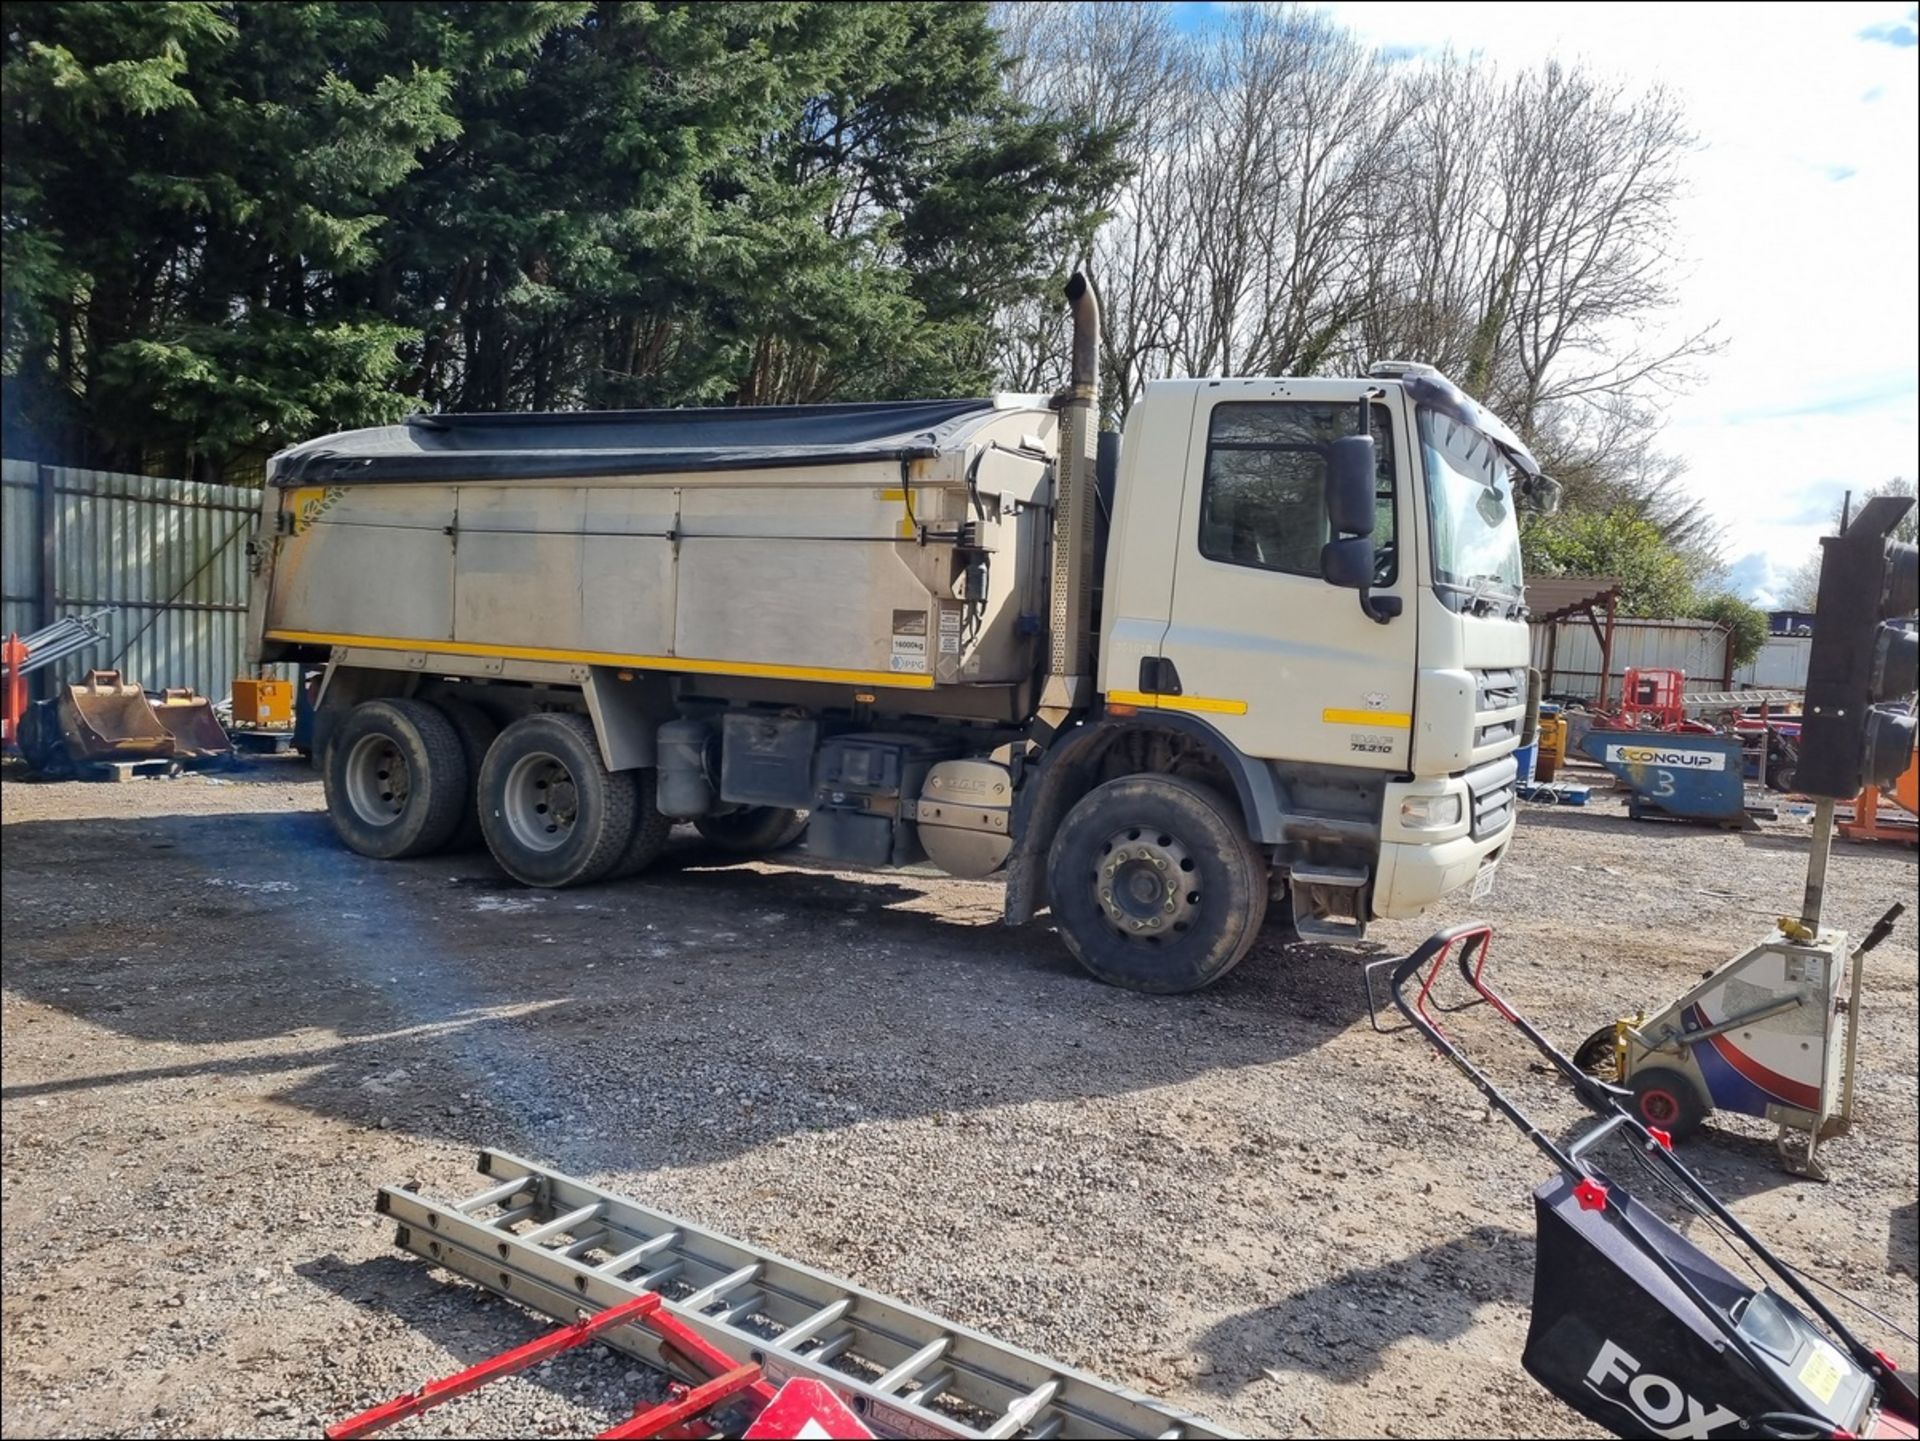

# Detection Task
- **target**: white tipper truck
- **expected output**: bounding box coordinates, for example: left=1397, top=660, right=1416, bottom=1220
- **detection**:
left=247, top=276, right=1558, bottom=993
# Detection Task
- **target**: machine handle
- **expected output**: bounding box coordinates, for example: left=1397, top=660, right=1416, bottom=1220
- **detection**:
left=1854, top=901, right=1907, bottom=959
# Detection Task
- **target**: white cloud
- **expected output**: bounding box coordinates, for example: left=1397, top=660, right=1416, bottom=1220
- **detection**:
left=1318, top=0, right=1919, bottom=603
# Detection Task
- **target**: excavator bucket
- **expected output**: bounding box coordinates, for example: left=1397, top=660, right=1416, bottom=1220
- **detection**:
left=45, top=670, right=233, bottom=769
left=148, top=686, right=233, bottom=761
left=54, top=670, right=176, bottom=763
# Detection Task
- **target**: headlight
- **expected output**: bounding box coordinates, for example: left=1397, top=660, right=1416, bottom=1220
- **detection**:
left=1399, top=794, right=1463, bottom=830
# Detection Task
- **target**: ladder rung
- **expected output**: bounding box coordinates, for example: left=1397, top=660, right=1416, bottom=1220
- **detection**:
left=985, top=1379, right=1061, bottom=1440
left=522, top=1202, right=602, bottom=1247
left=905, top=1370, right=954, bottom=1408
left=491, top=1203, right=538, bottom=1230
left=636, top=1260, right=684, bottom=1291
left=561, top=1231, right=608, bottom=1259
left=875, top=1337, right=949, bottom=1394
left=596, top=1231, right=680, bottom=1275
left=773, top=1298, right=852, bottom=1351
left=682, top=1262, right=759, bottom=1312
left=710, top=1291, right=763, bottom=1326
left=809, top=1332, right=855, bottom=1365
left=456, top=1175, right=532, bottom=1214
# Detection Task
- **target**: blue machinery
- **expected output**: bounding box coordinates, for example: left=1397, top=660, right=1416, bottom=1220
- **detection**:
left=1578, top=730, right=1750, bottom=824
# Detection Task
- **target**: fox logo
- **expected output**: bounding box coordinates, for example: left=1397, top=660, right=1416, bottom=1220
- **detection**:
left=1584, top=1340, right=1739, bottom=1439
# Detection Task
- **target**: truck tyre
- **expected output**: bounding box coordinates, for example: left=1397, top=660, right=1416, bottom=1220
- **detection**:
left=1046, top=775, right=1267, bottom=994
left=694, top=806, right=808, bottom=854
left=323, top=698, right=470, bottom=860
left=611, top=768, right=673, bottom=878
left=434, top=695, right=499, bottom=853
left=479, top=711, right=636, bottom=888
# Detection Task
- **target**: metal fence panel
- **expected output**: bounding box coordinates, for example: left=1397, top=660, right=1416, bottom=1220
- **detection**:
left=2, top=458, right=272, bottom=701
left=1531, top=616, right=1732, bottom=703
left=1735, top=635, right=1811, bottom=693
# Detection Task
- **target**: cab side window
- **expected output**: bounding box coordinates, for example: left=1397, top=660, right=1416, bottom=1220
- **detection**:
left=1199, top=401, right=1396, bottom=579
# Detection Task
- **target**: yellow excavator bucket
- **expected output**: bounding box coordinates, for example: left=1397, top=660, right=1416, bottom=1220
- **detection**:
left=50, top=670, right=232, bottom=765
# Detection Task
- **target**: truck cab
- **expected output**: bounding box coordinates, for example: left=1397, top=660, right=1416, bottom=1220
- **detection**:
left=1090, top=365, right=1542, bottom=948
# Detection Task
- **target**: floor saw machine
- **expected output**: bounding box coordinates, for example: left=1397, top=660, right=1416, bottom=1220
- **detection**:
left=1384, top=923, right=1917, bottom=1441
left=1569, top=492, right=1918, bottom=1179
left=1366, top=496, right=1918, bottom=1437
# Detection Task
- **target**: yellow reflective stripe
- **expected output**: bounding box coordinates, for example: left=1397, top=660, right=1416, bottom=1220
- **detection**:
left=265, top=629, right=937, bottom=690
left=1322, top=707, right=1411, bottom=728
left=1107, top=689, right=1249, bottom=716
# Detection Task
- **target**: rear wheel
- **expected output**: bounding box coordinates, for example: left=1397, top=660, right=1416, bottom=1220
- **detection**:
left=323, top=698, right=469, bottom=860
left=1628, top=1066, right=1710, bottom=1141
left=1572, top=1024, right=1622, bottom=1082
left=1045, top=775, right=1267, bottom=994
left=434, top=694, right=499, bottom=853
left=611, top=768, right=673, bottom=878
left=478, top=711, right=635, bottom=888
left=694, top=805, right=808, bottom=855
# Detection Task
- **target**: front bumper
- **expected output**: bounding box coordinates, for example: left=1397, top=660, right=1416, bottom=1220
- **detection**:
left=1371, top=812, right=1514, bottom=919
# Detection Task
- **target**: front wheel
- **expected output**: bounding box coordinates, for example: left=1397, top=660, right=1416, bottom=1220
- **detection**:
left=1046, top=775, right=1267, bottom=994
left=478, top=712, right=636, bottom=887
left=1628, top=1066, right=1710, bottom=1141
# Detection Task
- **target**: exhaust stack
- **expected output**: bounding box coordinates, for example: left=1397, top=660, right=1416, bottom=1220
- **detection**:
left=1041, top=272, right=1100, bottom=722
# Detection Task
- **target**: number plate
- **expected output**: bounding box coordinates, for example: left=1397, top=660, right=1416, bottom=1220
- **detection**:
left=1470, top=859, right=1499, bottom=901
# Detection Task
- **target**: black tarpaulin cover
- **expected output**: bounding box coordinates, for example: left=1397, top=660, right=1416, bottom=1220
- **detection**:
left=271, top=397, right=1002, bottom=486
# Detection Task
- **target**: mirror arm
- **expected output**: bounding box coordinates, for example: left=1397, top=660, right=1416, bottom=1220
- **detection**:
left=1357, top=589, right=1401, bottom=625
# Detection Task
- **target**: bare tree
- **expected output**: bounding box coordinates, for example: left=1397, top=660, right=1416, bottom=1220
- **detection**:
left=991, top=6, right=1722, bottom=556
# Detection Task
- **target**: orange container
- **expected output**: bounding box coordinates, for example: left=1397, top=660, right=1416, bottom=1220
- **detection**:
left=232, top=677, right=293, bottom=727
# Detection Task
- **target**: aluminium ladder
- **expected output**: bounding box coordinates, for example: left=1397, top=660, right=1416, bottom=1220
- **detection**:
left=377, top=1149, right=1236, bottom=1441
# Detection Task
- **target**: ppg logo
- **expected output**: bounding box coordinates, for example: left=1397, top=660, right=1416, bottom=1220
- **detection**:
left=1585, top=1340, right=1738, bottom=1438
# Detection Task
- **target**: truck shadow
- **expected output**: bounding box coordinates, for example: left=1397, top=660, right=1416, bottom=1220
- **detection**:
left=1, top=808, right=1377, bottom=1172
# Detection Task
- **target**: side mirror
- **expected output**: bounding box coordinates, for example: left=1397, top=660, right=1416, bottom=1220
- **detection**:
left=1322, top=536, right=1376, bottom=589
left=1520, top=473, right=1562, bottom=516
left=1325, top=435, right=1377, bottom=537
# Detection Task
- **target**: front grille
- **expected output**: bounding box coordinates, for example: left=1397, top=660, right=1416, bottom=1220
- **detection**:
left=1466, top=756, right=1518, bottom=839
left=1473, top=666, right=1525, bottom=751
left=1476, top=667, right=1523, bottom=711
left=1474, top=716, right=1520, bottom=748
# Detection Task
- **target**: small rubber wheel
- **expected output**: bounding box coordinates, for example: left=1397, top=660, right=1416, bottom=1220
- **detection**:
left=434, top=694, right=499, bottom=853
left=1046, top=775, right=1267, bottom=994
left=694, top=805, right=808, bottom=854
left=323, top=698, right=470, bottom=860
left=478, top=711, right=636, bottom=888
left=611, top=768, right=673, bottom=879
left=1628, top=1066, right=1710, bottom=1141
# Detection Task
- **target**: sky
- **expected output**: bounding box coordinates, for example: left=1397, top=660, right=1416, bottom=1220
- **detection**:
left=1206, top=1, right=1919, bottom=606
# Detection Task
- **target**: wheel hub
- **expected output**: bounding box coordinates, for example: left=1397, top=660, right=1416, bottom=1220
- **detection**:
left=344, top=734, right=410, bottom=826
left=1093, top=826, right=1199, bottom=939
left=504, top=752, right=580, bottom=853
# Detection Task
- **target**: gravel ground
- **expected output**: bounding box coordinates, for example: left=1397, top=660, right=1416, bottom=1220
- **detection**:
left=2, top=755, right=1915, bottom=1440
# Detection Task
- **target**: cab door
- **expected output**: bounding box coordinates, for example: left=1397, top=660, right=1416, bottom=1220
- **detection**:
left=1155, top=382, right=1418, bottom=770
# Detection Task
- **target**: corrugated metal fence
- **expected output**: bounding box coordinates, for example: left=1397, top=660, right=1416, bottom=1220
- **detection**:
left=1531, top=616, right=1732, bottom=703
left=1734, top=635, right=1812, bottom=693
left=2, top=459, right=262, bottom=700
